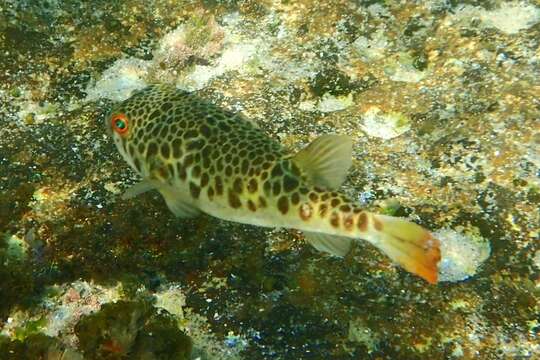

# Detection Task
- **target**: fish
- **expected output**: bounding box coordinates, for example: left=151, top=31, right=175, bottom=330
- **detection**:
left=106, top=84, right=441, bottom=284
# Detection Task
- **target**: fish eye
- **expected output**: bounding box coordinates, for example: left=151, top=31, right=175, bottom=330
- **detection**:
left=111, top=113, right=129, bottom=134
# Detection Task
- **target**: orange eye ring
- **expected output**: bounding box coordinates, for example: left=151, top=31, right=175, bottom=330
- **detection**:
left=111, top=113, right=129, bottom=135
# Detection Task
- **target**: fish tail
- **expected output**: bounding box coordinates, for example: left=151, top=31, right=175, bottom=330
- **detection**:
left=365, top=213, right=441, bottom=284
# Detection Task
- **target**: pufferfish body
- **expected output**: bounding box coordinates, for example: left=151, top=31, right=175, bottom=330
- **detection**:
left=106, top=84, right=441, bottom=284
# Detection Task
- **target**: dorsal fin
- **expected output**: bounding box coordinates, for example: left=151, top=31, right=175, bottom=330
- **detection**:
left=292, top=134, right=353, bottom=190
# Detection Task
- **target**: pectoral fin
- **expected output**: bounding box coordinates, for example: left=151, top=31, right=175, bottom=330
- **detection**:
left=304, top=231, right=352, bottom=257
left=121, top=180, right=156, bottom=200
left=158, top=186, right=201, bottom=219
left=293, top=135, right=353, bottom=190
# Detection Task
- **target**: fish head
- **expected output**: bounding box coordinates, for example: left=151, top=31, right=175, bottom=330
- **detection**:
left=105, top=86, right=167, bottom=176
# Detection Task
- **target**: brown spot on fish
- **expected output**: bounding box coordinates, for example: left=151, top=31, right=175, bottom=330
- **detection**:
left=158, top=166, right=168, bottom=179
left=215, top=176, right=224, bottom=195
left=147, top=142, right=158, bottom=158
left=200, top=173, right=209, bottom=187
left=189, top=182, right=200, bottom=199
left=247, top=178, right=258, bottom=193
left=272, top=182, right=281, bottom=196
left=343, top=214, right=354, bottom=230
left=271, top=164, right=283, bottom=178
left=319, top=203, right=328, bottom=217
left=207, top=186, right=215, bottom=200
left=138, top=142, right=145, bottom=154
left=172, top=139, right=183, bottom=158
left=277, top=196, right=289, bottom=214
left=258, top=196, right=267, bottom=208
left=331, top=198, right=341, bottom=207
left=330, top=212, right=340, bottom=228
left=200, top=124, right=211, bottom=137
left=373, top=217, right=383, bottom=231
left=192, top=165, right=201, bottom=178
left=291, top=192, right=300, bottom=205
left=228, top=190, right=242, bottom=208
left=357, top=212, right=368, bottom=232
left=233, top=177, right=243, bottom=194
left=263, top=181, right=271, bottom=196
left=309, top=192, right=319, bottom=202
left=184, top=154, right=193, bottom=167
left=183, top=129, right=198, bottom=139
left=177, top=163, right=187, bottom=180
left=247, top=199, right=257, bottom=212
left=283, top=175, right=299, bottom=192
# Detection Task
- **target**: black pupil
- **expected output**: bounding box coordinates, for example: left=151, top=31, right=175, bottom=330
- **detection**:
left=115, top=119, right=125, bottom=129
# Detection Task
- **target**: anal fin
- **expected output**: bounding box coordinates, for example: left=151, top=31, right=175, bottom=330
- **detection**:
left=304, top=231, right=352, bottom=257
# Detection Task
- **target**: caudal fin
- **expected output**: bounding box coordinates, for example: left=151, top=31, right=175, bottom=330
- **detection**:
left=368, top=214, right=441, bottom=284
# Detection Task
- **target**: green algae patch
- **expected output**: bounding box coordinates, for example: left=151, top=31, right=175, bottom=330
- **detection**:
left=3, top=233, right=28, bottom=262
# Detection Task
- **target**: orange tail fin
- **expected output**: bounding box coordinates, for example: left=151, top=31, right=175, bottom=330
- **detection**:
left=369, top=214, right=441, bottom=284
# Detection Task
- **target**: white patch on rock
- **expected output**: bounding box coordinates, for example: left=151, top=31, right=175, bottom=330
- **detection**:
left=299, top=93, right=354, bottom=113
left=455, top=3, right=540, bottom=35
left=179, top=42, right=257, bottom=91
left=480, top=3, right=540, bottom=34
left=85, top=58, right=150, bottom=102
left=360, top=107, right=410, bottom=139
left=436, top=228, right=491, bottom=282
left=352, top=30, right=390, bottom=63
left=384, top=52, right=426, bottom=83
left=533, top=250, right=540, bottom=270
left=154, top=287, right=186, bottom=318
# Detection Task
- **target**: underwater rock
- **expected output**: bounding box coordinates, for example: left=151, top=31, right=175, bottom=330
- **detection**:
left=149, top=13, right=225, bottom=85
left=436, top=228, right=491, bottom=283
left=85, top=59, right=150, bottom=102
left=360, top=107, right=411, bottom=140
left=454, top=2, right=540, bottom=35
left=309, top=67, right=354, bottom=97
left=3, top=233, right=28, bottom=262
left=299, top=93, right=354, bottom=113
left=352, top=30, right=390, bottom=63
left=0, top=333, right=83, bottom=360
left=75, top=300, right=192, bottom=359
left=384, top=52, right=426, bottom=83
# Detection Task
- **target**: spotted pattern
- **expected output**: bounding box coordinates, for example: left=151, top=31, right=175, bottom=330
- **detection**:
left=108, top=84, right=369, bottom=238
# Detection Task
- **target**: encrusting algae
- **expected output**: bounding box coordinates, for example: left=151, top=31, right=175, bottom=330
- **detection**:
left=106, top=84, right=441, bottom=284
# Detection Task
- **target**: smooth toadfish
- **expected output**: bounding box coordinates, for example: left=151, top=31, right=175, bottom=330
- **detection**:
left=106, top=84, right=441, bottom=283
